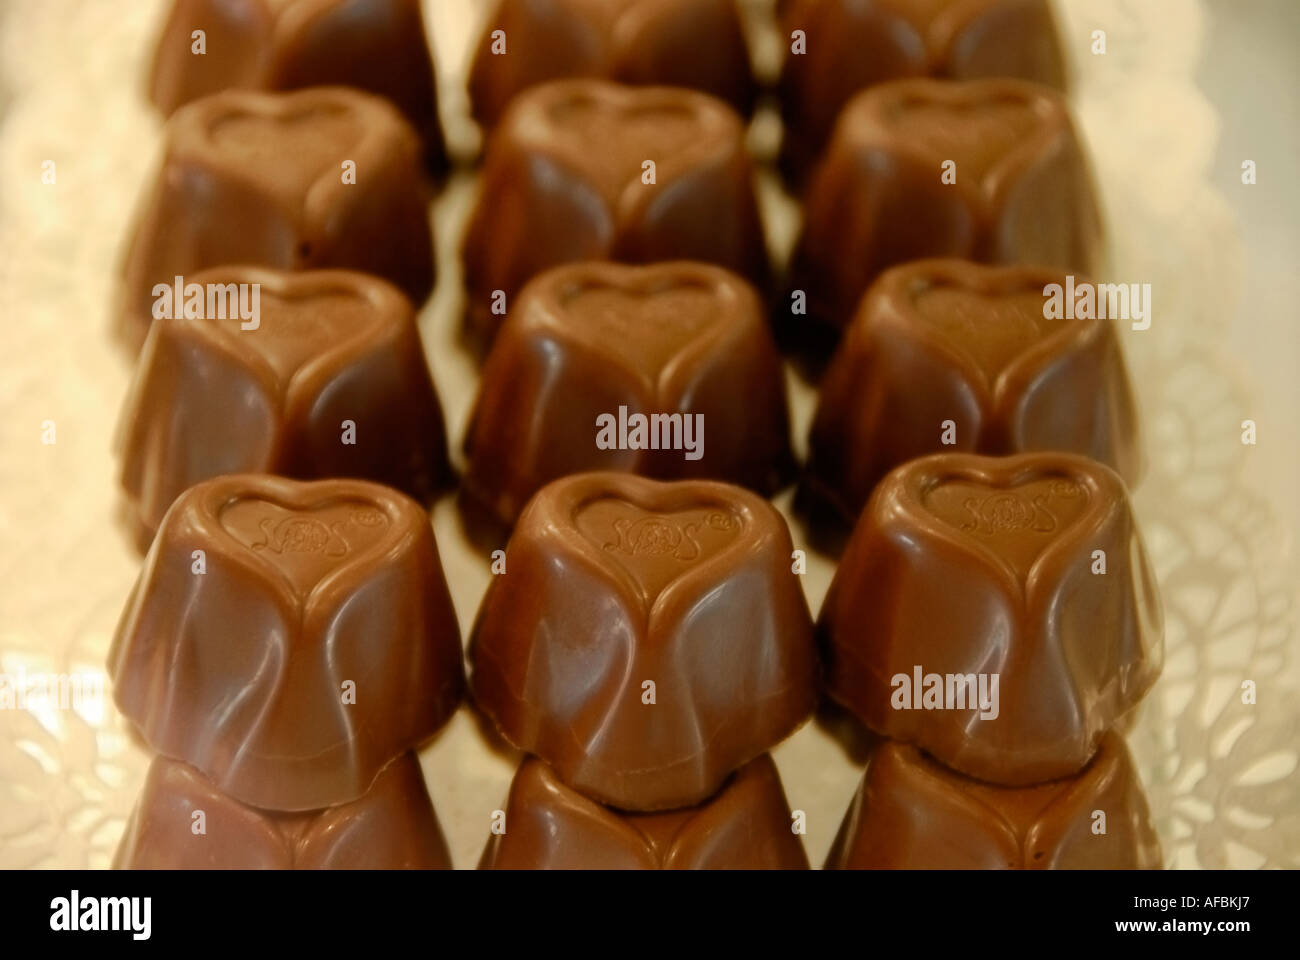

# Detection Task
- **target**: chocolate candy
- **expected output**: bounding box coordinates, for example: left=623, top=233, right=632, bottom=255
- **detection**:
left=469, top=472, right=818, bottom=811
left=777, top=0, right=1067, bottom=184
left=119, top=87, right=434, bottom=351
left=803, top=259, right=1142, bottom=526
left=480, top=755, right=809, bottom=869
left=819, top=453, right=1162, bottom=785
left=118, top=267, right=451, bottom=550
left=468, top=0, right=756, bottom=129
left=462, top=80, right=768, bottom=349
left=462, top=261, right=795, bottom=531
left=824, top=733, right=1161, bottom=869
left=786, top=78, right=1101, bottom=352
left=115, top=753, right=452, bottom=870
left=148, top=0, right=446, bottom=170
left=109, top=475, right=464, bottom=811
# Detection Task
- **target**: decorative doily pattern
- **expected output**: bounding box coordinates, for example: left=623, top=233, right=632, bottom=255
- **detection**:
left=0, top=0, right=1295, bottom=869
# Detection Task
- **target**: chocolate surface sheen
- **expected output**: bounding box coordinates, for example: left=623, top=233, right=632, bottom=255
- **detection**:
left=115, top=753, right=452, bottom=869
left=824, top=733, right=1161, bottom=869
left=786, top=78, right=1101, bottom=354
left=149, top=0, right=446, bottom=170
left=778, top=0, right=1067, bottom=184
left=120, top=87, right=434, bottom=351
left=804, top=260, right=1142, bottom=526
left=462, top=80, right=768, bottom=349
left=480, top=755, right=809, bottom=869
left=109, top=475, right=464, bottom=811
left=119, top=267, right=451, bottom=549
left=819, top=453, right=1163, bottom=785
left=469, top=0, right=756, bottom=128
left=463, top=261, right=795, bottom=530
left=470, top=472, right=818, bottom=811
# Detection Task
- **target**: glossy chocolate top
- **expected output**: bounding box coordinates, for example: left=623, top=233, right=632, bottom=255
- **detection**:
left=819, top=452, right=1163, bottom=785
left=496, top=79, right=743, bottom=210
left=825, top=732, right=1161, bottom=869
left=480, top=755, right=808, bottom=869
left=835, top=77, right=1071, bottom=199
left=804, top=259, right=1142, bottom=525
left=109, top=474, right=464, bottom=811
left=119, top=267, right=451, bottom=545
left=171, top=86, right=405, bottom=198
left=116, top=752, right=452, bottom=870
left=469, top=0, right=755, bottom=126
left=470, top=472, right=818, bottom=811
left=463, top=261, right=794, bottom=527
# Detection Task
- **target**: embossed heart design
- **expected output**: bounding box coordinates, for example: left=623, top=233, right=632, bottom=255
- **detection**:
left=573, top=497, right=742, bottom=604
left=542, top=90, right=719, bottom=203
left=208, top=102, right=365, bottom=196
left=921, top=475, right=1092, bottom=581
left=555, top=274, right=730, bottom=385
left=219, top=496, right=393, bottom=597
left=907, top=280, right=1071, bottom=385
left=885, top=92, right=1046, bottom=185
left=217, top=285, right=389, bottom=386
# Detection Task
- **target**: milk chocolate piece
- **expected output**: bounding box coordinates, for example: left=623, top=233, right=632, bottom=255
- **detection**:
left=469, top=0, right=756, bottom=128
left=786, top=79, right=1101, bottom=352
left=804, top=260, right=1142, bottom=526
left=819, top=453, right=1162, bottom=785
left=118, top=268, right=451, bottom=549
left=463, top=261, right=795, bottom=530
left=824, top=733, right=1161, bottom=869
left=480, top=755, right=809, bottom=869
left=777, top=0, right=1067, bottom=184
left=115, top=753, right=452, bottom=869
left=109, top=475, right=464, bottom=811
left=149, top=0, right=446, bottom=170
left=462, top=80, right=768, bottom=348
left=120, top=87, right=434, bottom=351
left=470, top=472, right=818, bottom=810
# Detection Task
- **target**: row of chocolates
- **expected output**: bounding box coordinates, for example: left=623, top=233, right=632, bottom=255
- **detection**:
left=112, top=456, right=1161, bottom=869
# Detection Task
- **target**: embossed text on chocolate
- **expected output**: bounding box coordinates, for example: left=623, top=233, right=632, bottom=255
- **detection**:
left=891, top=666, right=1000, bottom=720
left=596, top=405, right=704, bottom=461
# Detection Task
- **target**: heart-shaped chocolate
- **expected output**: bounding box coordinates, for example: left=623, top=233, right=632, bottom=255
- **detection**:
left=469, top=472, right=817, bottom=810
left=825, top=733, right=1161, bottom=869
left=547, top=265, right=735, bottom=386
left=517, top=80, right=743, bottom=205
left=819, top=452, right=1162, bottom=786
left=463, top=262, right=791, bottom=529
left=109, top=473, right=465, bottom=811
left=115, top=752, right=452, bottom=870
left=197, top=271, right=396, bottom=386
left=207, top=101, right=365, bottom=193
left=480, top=754, right=809, bottom=869
left=882, top=86, right=1049, bottom=184
left=906, top=278, right=1070, bottom=385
